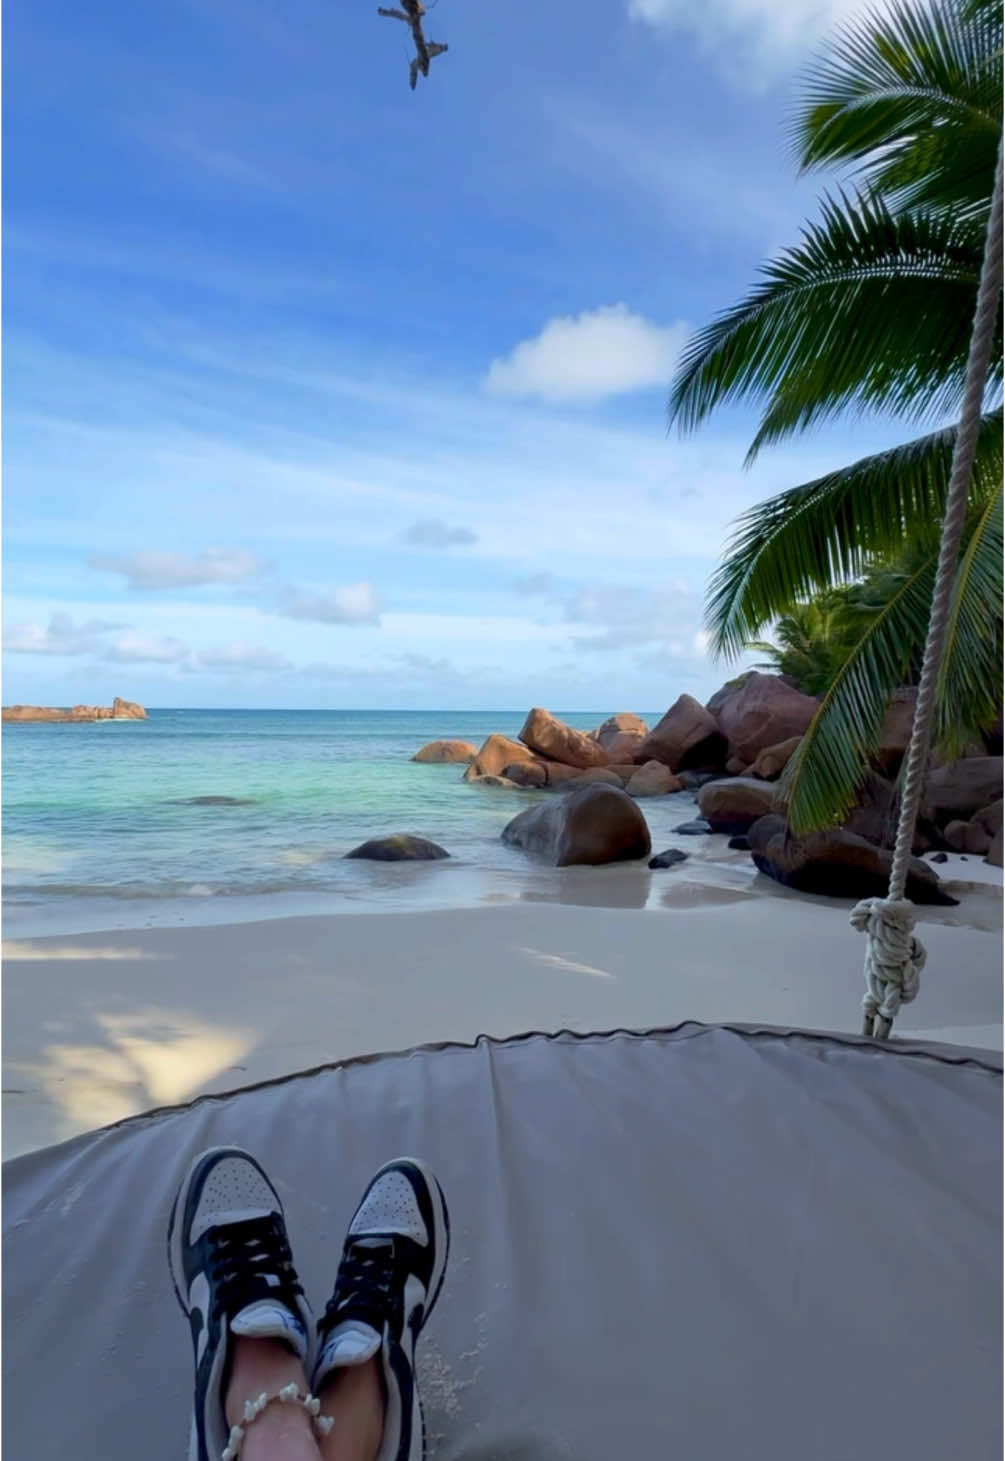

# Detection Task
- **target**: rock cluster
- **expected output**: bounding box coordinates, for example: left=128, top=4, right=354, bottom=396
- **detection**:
left=3, top=697, right=146, bottom=723
left=406, top=678, right=1002, bottom=880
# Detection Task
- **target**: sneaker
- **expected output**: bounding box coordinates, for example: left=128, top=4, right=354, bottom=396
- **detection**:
left=313, top=1158, right=450, bottom=1461
left=168, top=1147, right=313, bottom=1461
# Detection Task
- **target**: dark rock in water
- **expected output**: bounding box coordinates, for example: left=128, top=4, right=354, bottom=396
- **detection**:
left=649, top=849, right=688, bottom=869
left=175, top=795, right=257, bottom=806
left=673, top=819, right=712, bottom=835
left=502, top=785, right=650, bottom=866
left=746, top=814, right=957, bottom=905
left=728, top=835, right=750, bottom=851
left=346, top=835, right=450, bottom=861
left=929, top=851, right=949, bottom=864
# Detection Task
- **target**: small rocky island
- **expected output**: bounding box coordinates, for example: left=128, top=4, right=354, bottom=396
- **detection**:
left=2, top=697, right=147, bottom=723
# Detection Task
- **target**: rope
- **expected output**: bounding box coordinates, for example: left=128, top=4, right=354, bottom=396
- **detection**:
left=852, top=131, right=1005, bottom=1040
left=850, top=897, right=927, bottom=1039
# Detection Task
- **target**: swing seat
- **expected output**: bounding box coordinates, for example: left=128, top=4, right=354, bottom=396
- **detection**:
left=3, top=1022, right=1001, bottom=1460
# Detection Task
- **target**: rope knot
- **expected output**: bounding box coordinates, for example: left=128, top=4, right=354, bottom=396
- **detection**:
left=851, top=896, right=926, bottom=1037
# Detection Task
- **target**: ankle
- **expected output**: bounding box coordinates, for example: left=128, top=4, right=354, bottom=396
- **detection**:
left=318, top=1356, right=385, bottom=1454
left=225, top=1337, right=310, bottom=1427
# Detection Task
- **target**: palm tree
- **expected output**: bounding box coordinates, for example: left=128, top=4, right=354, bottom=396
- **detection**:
left=667, top=0, right=1003, bottom=834
left=746, top=588, right=858, bottom=696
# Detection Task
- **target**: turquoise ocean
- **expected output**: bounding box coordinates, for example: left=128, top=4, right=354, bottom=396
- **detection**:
left=3, top=708, right=740, bottom=937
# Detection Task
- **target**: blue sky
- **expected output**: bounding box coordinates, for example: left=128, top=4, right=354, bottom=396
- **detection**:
left=4, top=0, right=902, bottom=710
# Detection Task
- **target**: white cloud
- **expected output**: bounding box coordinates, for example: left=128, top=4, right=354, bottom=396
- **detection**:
left=105, top=631, right=190, bottom=664
left=3, top=612, right=123, bottom=656
left=561, top=579, right=702, bottom=653
left=88, top=548, right=267, bottom=591
left=102, top=634, right=297, bottom=673
left=484, top=305, right=688, bottom=402
left=279, top=581, right=382, bottom=626
left=403, top=518, right=478, bottom=549
left=627, top=0, right=865, bottom=86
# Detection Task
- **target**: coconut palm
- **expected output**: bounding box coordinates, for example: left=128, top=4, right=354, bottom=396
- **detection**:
left=746, top=589, right=858, bottom=696
left=667, top=0, right=1003, bottom=834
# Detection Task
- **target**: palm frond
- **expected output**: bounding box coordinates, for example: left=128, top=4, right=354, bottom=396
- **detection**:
left=667, top=192, right=998, bottom=452
left=781, top=550, right=936, bottom=833
left=934, top=481, right=1004, bottom=752
left=781, top=495, right=1004, bottom=834
left=705, top=411, right=1003, bottom=658
left=792, top=0, right=1002, bottom=220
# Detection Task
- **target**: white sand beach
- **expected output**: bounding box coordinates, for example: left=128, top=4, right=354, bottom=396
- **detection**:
left=4, top=860, right=1001, bottom=1159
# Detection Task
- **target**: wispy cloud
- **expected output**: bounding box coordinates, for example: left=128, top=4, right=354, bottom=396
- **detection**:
left=89, top=548, right=268, bottom=591
left=484, top=305, right=688, bottom=402
left=543, top=96, right=812, bottom=249
left=627, top=0, right=865, bottom=89
left=403, top=519, right=479, bottom=549
left=105, top=631, right=190, bottom=664
left=2, top=610, right=296, bottom=676
left=562, top=578, right=704, bottom=655
left=4, top=612, right=124, bottom=656
left=277, top=581, right=383, bottom=626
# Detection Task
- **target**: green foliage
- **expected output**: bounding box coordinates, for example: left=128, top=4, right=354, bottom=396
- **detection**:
left=667, top=0, right=1004, bottom=831
left=747, top=589, right=859, bottom=696
left=669, top=194, right=998, bottom=458
left=781, top=486, right=1003, bottom=832
left=792, top=0, right=1002, bottom=222
left=707, top=410, right=1002, bottom=658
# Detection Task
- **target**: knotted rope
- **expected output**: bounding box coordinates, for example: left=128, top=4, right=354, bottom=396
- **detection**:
left=850, top=897, right=927, bottom=1039
left=852, top=132, right=1004, bottom=1039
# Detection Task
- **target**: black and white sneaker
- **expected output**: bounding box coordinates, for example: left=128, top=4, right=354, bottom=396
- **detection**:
left=168, top=1147, right=313, bottom=1461
left=313, top=1158, right=450, bottom=1461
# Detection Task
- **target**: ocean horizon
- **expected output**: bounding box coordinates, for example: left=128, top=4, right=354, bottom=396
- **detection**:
left=3, top=706, right=753, bottom=937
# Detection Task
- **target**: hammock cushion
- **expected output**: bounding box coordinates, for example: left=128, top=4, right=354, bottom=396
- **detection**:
left=3, top=1023, right=1001, bottom=1460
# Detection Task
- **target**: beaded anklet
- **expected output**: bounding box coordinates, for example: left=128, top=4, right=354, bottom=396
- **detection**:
left=221, top=1383, right=334, bottom=1459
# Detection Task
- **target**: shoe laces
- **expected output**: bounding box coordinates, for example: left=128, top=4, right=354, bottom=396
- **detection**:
left=209, top=1213, right=304, bottom=1321
left=321, top=1237, right=401, bottom=1333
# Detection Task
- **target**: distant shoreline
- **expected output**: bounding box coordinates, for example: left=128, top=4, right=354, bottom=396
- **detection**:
left=2, top=697, right=146, bottom=724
